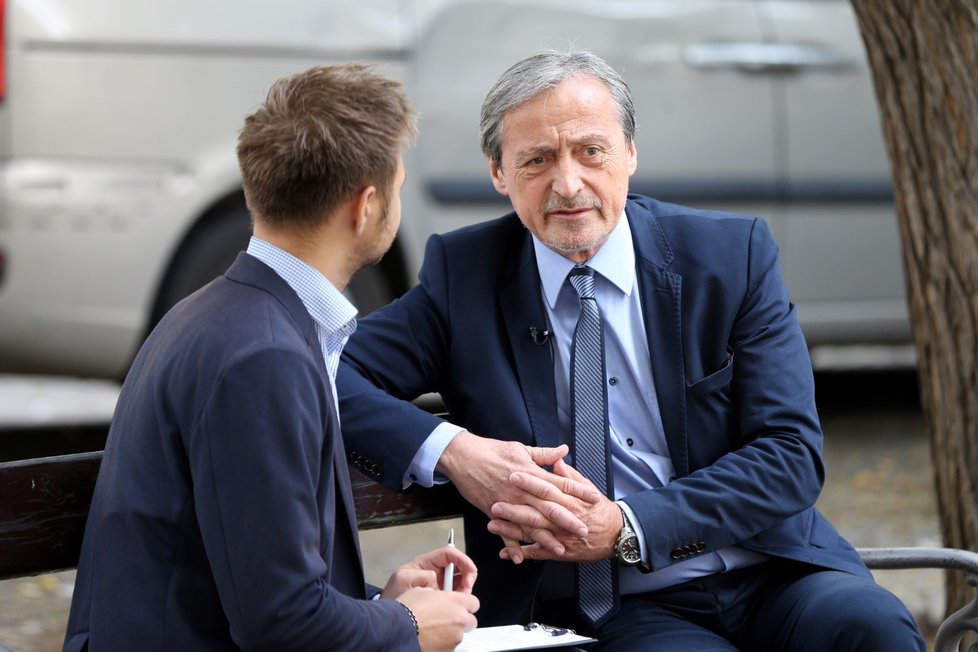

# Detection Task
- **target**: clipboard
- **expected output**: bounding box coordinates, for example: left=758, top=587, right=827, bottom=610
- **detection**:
left=456, top=622, right=597, bottom=651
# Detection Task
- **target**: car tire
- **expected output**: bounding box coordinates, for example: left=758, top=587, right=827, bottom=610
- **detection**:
left=150, top=204, right=253, bottom=330
left=151, top=203, right=398, bottom=331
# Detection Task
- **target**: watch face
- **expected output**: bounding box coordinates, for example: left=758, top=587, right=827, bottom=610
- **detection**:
left=616, top=528, right=642, bottom=566
left=620, top=535, right=642, bottom=564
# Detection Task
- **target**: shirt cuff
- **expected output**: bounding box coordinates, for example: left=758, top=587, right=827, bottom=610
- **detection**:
left=402, top=422, right=466, bottom=489
left=617, top=499, right=649, bottom=565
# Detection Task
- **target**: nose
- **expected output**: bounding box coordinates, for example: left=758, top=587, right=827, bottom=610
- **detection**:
left=551, top=155, right=585, bottom=198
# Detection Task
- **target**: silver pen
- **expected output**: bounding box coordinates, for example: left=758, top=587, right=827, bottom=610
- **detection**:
left=443, top=528, right=455, bottom=591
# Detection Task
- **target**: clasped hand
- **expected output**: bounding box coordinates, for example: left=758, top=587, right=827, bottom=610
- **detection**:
left=438, top=432, right=621, bottom=564
left=489, top=457, right=623, bottom=563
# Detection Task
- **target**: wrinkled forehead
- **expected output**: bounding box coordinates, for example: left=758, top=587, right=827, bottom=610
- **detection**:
left=499, top=77, right=623, bottom=155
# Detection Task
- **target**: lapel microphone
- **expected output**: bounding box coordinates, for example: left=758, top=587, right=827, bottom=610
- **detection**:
left=529, top=326, right=551, bottom=345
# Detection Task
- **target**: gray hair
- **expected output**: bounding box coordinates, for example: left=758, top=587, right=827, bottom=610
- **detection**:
left=479, top=49, right=636, bottom=167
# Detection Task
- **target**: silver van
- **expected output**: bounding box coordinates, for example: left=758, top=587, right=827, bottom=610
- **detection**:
left=0, top=0, right=907, bottom=379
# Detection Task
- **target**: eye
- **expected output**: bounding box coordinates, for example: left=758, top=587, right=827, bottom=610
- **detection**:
left=529, top=156, right=546, bottom=166
left=583, top=146, right=600, bottom=157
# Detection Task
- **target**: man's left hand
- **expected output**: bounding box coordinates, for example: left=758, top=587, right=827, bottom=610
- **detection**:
left=381, top=545, right=478, bottom=599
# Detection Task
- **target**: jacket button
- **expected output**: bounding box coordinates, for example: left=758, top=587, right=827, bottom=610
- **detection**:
left=670, top=548, right=683, bottom=560
left=696, top=542, right=706, bottom=552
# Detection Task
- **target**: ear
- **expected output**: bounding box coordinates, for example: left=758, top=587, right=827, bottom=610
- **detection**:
left=626, top=140, right=638, bottom=176
left=352, top=185, right=377, bottom=236
left=488, top=159, right=509, bottom=196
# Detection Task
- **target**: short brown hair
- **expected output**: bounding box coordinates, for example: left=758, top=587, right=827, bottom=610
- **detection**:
left=237, top=64, right=418, bottom=228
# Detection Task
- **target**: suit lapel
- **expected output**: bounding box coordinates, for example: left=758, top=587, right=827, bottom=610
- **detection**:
left=300, top=304, right=364, bottom=591
left=628, top=204, right=690, bottom=477
left=328, top=400, right=366, bottom=591
left=498, top=233, right=561, bottom=448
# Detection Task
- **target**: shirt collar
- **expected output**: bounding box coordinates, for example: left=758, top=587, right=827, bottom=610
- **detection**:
left=246, top=236, right=358, bottom=337
left=532, top=210, right=636, bottom=309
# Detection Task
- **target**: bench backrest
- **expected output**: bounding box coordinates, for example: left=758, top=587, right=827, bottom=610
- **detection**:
left=0, top=451, right=465, bottom=580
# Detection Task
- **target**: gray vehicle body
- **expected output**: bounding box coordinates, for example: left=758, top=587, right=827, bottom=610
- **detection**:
left=0, top=0, right=906, bottom=379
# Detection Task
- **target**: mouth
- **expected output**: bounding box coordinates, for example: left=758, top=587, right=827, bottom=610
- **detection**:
left=548, top=207, right=594, bottom=220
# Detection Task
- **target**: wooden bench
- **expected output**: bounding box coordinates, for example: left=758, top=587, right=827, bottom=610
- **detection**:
left=2, top=451, right=977, bottom=650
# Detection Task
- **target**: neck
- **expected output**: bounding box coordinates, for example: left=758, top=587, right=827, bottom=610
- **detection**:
left=253, top=223, right=353, bottom=291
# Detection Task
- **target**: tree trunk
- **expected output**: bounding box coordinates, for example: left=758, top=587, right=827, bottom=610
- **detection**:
left=850, top=1, right=978, bottom=616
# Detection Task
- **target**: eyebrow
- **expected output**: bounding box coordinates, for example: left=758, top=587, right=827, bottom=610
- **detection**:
left=511, top=133, right=614, bottom=164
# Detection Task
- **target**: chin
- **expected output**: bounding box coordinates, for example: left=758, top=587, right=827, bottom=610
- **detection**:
left=549, top=233, right=609, bottom=257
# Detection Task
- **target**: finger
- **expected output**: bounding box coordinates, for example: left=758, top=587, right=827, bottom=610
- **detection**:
left=493, top=491, right=588, bottom=539
left=487, top=518, right=525, bottom=542
left=511, top=471, right=599, bottom=518
left=519, top=527, right=566, bottom=556
left=414, top=568, right=439, bottom=590
left=442, top=549, right=478, bottom=593
left=444, top=547, right=478, bottom=576
left=511, top=466, right=599, bottom=508
left=534, top=466, right=601, bottom=503
left=486, top=520, right=527, bottom=564
left=498, top=542, right=561, bottom=562
left=411, top=545, right=473, bottom=572
left=487, top=517, right=566, bottom=557
left=502, top=536, right=524, bottom=564
left=490, top=501, right=553, bottom=531
left=396, top=568, right=439, bottom=590
left=463, top=611, right=479, bottom=632
left=524, top=443, right=569, bottom=468
left=553, top=457, right=591, bottom=484
left=455, top=564, right=479, bottom=593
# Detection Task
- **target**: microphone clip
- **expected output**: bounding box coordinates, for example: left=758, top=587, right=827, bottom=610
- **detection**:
left=529, top=326, right=551, bottom=346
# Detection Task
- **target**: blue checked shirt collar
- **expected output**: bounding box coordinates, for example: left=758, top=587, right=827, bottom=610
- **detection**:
left=245, top=236, right=358, bottom=385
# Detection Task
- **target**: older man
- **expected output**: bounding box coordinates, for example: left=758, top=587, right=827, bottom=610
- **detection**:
left=339, top=50, right=924, bottom=650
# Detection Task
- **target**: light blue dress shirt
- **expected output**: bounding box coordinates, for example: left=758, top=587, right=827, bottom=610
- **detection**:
left=246, top=236, right=357, bottom=419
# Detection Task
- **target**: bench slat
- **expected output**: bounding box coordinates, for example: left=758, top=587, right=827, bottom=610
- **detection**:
left=0, top=452, right=102, bottom=579
left=0, top=452, right=465, bottom=579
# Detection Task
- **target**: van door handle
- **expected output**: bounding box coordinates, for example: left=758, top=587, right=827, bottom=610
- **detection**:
left=682, top=41, right=853, bottom=73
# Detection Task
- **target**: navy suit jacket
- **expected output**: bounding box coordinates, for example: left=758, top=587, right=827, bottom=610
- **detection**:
left=65, top=253, right=419, bottom=651
left=338, top=195, right=870, bottom=626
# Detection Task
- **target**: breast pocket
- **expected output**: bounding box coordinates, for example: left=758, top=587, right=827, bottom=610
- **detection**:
left=684, top=353, right=736, bottom=464
left=687, top=352, right=734, bottom=396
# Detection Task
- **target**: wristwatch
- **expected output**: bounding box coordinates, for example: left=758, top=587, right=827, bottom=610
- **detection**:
left=613, top=505, right=643, bottom=567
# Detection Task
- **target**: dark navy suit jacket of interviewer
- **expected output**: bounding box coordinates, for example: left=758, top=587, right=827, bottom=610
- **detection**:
left=65, top=254, right=419, bottom=651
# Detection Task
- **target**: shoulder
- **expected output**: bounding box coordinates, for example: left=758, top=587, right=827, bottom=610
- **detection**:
left=152, top=275, right=318, bottom=388
left=627, top=194, right=776, bottom=267
left=420, top=212, right=530, bottom=284
left=629, top=194, right=760, bottom=235
left=432, top=212, right=526, bottom=252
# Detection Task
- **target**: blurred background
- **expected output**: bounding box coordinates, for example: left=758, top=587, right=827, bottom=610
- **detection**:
left=0, top=0, right=944, bottom=649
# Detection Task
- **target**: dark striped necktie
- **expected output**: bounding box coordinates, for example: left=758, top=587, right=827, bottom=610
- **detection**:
left=567, top=265, right=617, bottom=627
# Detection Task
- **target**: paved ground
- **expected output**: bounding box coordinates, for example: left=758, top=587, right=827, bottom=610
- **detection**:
left=0, top=369, right=945, bottom=650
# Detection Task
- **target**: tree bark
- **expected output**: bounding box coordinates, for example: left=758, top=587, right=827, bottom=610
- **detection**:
left=850, top=0, right=978, bottom=615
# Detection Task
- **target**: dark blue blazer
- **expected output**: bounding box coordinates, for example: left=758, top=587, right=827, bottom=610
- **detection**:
left=338, top=195, right=870, bottom=626
left=65, top=254, right=419, bottom=651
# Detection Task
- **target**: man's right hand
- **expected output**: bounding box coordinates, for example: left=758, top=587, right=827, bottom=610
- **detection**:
left=435, top=432, right=599, bottom=562
left=396, top=589, right=479, bottom=652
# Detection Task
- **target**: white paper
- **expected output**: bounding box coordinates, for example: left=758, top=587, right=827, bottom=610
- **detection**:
left=456, top=624, right=596, bottom=651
